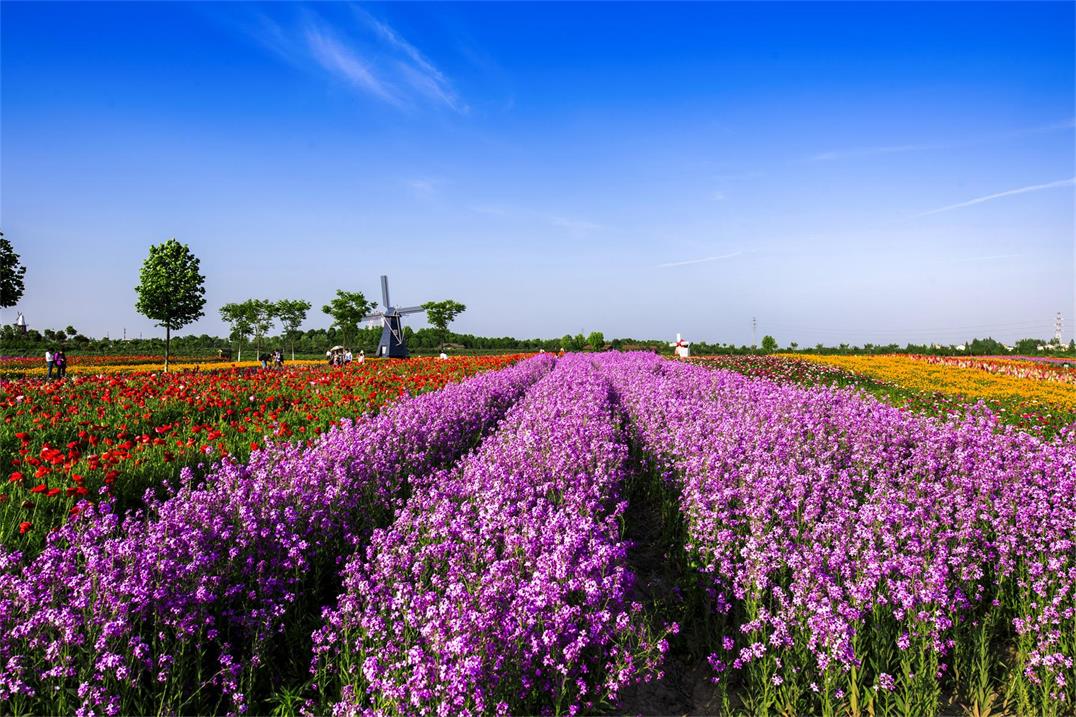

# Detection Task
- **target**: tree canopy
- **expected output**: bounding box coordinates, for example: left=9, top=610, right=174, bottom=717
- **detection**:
left=275, top=299, right=312, bottom=359
left=421, top=299, right=467, bottom=352
left=220, top=301, right=257, bottom=360
left=322, top=291, right=375, bottom=348
left=134, top=238, right=206, bottom=370
left=0, top=232, right=27, bottom=310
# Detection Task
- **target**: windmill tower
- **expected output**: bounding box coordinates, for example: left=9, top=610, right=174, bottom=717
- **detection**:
left=1055, top=312, right=1064, bottom=345
left=670, top=333, right=690, bottom=358
left=361, top=275, right=427, bottom=358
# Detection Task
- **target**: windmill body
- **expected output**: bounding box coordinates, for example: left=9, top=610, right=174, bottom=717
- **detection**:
left=362, top=275, right=426, bottom=358
left=670, top=333, right=690, bottom=358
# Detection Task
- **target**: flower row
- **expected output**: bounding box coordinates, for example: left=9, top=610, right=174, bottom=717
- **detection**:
left=608, top=352, right=1076, bottom=716
left=0, top=354, right=554, bottom=716
left=915, top=354, right=1076, bottom=385
left=1, top=356, right=524, bottom=553
left=311, top=354, right=670, bottom=716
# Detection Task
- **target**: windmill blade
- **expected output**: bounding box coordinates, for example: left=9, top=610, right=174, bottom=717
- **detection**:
left=380, top=275, right=390, bottom=309
left=361, top=311, right=386, bottom=321
left=396, top=305, right=426, bottom=315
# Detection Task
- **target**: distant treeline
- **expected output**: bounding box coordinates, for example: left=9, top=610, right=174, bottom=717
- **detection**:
left=1, top=323, right=1074, bottom=358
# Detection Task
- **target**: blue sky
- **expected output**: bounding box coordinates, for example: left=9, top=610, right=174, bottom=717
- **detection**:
left=2, top=1, right=1073, bottom=346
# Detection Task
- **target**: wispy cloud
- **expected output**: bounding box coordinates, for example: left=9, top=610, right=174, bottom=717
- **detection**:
left=305, top=24, right=400, bottom=106
left=355, top=7, right=467, bottom=113
left=467, top=204, right=511, bottom=216
left=467, top=204, right=606, bottom=234
left=812, top=143, right=941, bottom=162
left=914, top=177, right=1075, bottom=218
left=955, top=253, right=1023, bottom=263
left=244, top=6, right=465, bottom=113
left=404, top=178, right=439, bottom=197
left=656, top=251, right=743, bottom=269
left=550, top=216, right=605, bottom=234
left=812, top=118, right=1076, bottom=162
left=710, top=190, right=727, bottom=201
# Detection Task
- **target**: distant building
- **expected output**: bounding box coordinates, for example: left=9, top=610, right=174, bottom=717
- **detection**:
left=14, top=313, right=26, bottom=334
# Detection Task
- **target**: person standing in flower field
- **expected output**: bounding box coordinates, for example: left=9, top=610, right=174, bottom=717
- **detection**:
left=54, top=349, right=67, bottom=378
left=44, top=347, right=55, bottom=379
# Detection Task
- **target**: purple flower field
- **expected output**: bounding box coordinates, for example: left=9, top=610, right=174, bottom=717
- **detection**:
left=1, top=351, right=1073, bottom=716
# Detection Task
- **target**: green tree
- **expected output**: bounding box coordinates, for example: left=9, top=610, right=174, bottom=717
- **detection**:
left=587, top=331, right=605, bottom=351
left=275, top=299, right=312, bottom=360
left=761, top=335, right=778, bottom=353
left=220, top=302, right=256, bottom=361
left=1014, top=337, right=1044, bottom=354
left=571, top=333, right=586, bottom=351
left=420, top=299, right=467, bottom=352
left=322, top=290, right=375, bottom=349
left=0, top=232, right=27, bottom=317
left=134, top=238, right=206, bottom=371
left=250, top=299, right=275, bottom=356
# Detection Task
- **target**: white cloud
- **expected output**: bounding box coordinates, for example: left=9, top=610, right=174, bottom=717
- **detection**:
left=812, top=143, right=940, bottom=161
left=404, top=178, right=438, bottom=196
left=356, top=8, right=468, bottom=114
left=468, top=205, right=510, bottom=216
left=245, top=7, right=465, bottom=113
left=812, top=118, right=1076, bottom=162
left=550, top=216, right=605, bottom=234
left=656, top=251, right=743, bottom=268
left=914, top=177, right=1075, bottom=218
left=305, top=25, right=400, bottom=106
left=955, top=253, right=1023, bottom=263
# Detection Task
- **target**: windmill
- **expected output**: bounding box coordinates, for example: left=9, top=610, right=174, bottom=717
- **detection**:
left=362, top=275, right=426, bottom=358
left=670, top=333, right=690, bottom=358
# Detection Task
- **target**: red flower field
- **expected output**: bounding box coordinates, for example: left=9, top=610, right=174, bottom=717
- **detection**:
left=0, top=355, right=523, bottom=551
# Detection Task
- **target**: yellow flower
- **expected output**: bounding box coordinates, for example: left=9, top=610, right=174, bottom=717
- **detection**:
left=788, top=354, right=1076, bottom=410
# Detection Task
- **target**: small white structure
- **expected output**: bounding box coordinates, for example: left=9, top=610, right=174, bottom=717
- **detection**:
left=15, top=312, right=26, bottom=333
left=670, top=333, right=690, bottom=358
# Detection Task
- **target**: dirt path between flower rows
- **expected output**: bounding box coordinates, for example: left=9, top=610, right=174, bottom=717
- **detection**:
left=614, top=464, right=724, bottom=716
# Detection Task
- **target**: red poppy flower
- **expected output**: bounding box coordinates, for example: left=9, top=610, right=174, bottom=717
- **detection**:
left=19, top=521, right=32, bottom=535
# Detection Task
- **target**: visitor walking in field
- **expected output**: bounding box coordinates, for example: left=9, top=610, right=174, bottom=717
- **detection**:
left=53, top=350, right=67, bottom=378
left=44, top=348, right=55, bottom=379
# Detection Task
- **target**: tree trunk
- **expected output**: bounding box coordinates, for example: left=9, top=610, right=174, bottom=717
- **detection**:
left=164, top=326, right=171, bottom=372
